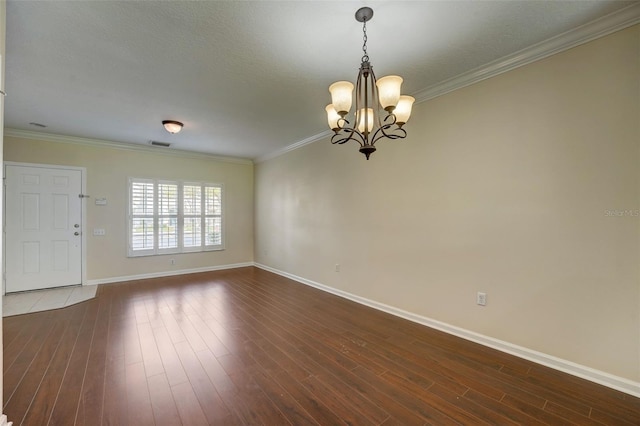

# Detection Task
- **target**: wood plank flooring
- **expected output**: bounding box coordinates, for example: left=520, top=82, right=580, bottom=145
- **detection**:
left=3, top=266, right=640, bottom=425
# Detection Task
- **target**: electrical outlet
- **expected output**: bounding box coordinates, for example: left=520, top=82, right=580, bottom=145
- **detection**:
left=477, top=292, right=487, bottom=306
left=170, top=259, right=176, bottom=265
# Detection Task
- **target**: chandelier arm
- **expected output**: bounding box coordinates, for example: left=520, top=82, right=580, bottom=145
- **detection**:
left=368, top=67, right=385, bottom=132
left=370, top=125, right=407, bottom=146
left=331, top=127, right=366, bottom=147
left=355, top=66, right=364, bottom=121
left=332, top=112, right=367, bottom=147
left=370, top=114, right=408, bottom=145
left=354, top=66, right=372, bottom=148
left=364, top=74, right=370, bottom=140
left=378, top=112, right=399, bottom=133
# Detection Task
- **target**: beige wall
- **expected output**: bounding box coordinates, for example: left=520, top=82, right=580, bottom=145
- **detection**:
left=4, top=137, right=254, bottom=281
left=255, top=26, right=640, bottom=382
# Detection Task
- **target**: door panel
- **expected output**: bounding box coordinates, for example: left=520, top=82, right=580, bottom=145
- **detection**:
left=5, top=165, right=83, bottom=292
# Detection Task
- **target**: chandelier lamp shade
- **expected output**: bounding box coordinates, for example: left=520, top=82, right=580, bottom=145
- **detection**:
left=326, top=7, right=415, bottom=160
left=162, top=120, right=184, bottom=134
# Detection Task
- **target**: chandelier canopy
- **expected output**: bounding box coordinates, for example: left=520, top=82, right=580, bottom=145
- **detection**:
left=326, top=7, right=415, bottom=160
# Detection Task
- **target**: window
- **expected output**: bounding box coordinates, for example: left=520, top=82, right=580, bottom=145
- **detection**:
left=128, top=178, right=223, bottom=256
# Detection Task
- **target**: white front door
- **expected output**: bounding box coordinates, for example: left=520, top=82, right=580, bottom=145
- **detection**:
left=5, top=164, right=83, bottom=293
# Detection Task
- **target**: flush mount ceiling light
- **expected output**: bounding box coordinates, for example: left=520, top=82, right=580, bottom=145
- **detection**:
left=326, top=7, right=415, bottom=160
left=162, top=120, right=183, bottom=134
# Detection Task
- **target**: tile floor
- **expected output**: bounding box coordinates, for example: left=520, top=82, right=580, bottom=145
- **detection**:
left=3, top=285, right=98, bottom=317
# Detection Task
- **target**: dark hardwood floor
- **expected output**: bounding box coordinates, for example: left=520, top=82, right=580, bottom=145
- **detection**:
left=3, top=267, right=639, bottom=425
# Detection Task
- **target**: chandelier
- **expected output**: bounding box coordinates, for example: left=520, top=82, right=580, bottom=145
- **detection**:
left=325, top=7, right=415, bottom=160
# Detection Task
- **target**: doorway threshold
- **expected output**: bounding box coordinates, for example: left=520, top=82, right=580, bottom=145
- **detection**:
left=3, top=285, right=97, bottom=317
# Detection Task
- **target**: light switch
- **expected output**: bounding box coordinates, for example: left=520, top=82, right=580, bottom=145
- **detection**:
left=95, top=198, right=107, bottom=206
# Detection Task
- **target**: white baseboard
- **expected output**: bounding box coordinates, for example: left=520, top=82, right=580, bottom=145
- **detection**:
left=85, top=262, right=254, bottom=286
left=254, top=262, right=640, bottom=398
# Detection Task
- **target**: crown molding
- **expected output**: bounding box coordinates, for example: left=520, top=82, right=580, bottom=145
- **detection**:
left=254, top=129, right=332, bottom=163
left=260, top=3, right=640, bottom=163
left=412, top=2, right=640, bottom=103
left=4, top=128, right=254, bottom=165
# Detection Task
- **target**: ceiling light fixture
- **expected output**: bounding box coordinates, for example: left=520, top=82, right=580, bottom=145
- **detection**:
left=162, top=120, right=183, bottom=134
left=326, top=7, right=415, bottom=160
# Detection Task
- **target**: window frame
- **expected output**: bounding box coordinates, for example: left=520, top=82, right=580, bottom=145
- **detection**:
left=127, top=178, right=224, bottom=257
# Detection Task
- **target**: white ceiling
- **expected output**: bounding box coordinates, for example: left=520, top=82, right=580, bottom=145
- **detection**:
left=5, top=1, right=637, bottom=160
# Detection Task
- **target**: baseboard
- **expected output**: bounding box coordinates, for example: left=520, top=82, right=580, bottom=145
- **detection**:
left=254, top=262, right=640, bottom=398
left=85, top=262, right=254, bottom=286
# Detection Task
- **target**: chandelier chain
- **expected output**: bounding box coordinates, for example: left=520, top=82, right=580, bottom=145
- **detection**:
left=361, top=20, right=369, bottom=62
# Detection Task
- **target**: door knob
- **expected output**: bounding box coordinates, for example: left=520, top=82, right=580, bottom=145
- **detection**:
left=74, top=232, right=80, bottom=236
left=74, top=224, right=80, bottom=228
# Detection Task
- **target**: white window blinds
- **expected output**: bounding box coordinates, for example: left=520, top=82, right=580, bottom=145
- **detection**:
left=128, top=178, right=224, bottom=257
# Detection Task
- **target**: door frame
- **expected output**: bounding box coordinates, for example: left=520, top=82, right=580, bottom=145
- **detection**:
left=3, top=161, right=88, bottom=295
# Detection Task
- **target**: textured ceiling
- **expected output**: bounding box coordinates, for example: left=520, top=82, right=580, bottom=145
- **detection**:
left=4, top=1, right=636, bottom=160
